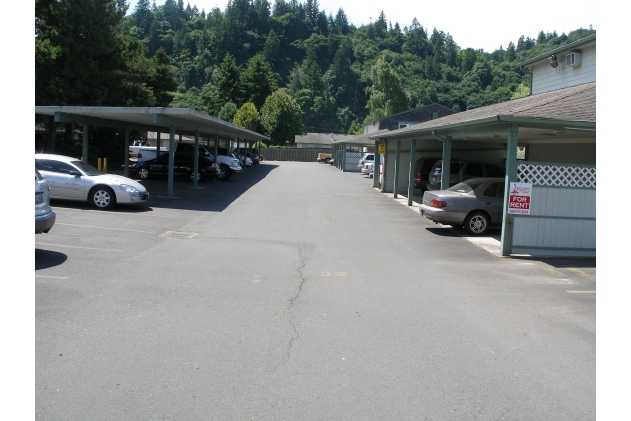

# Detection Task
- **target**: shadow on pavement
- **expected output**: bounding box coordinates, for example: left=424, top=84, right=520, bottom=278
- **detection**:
left=35, top=248, right=68, bottom=270
left=55, top=163, right=280, bottom=213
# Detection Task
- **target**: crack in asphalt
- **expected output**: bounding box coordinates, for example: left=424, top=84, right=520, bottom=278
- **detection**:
left=286, top=244, right=306, bottom=360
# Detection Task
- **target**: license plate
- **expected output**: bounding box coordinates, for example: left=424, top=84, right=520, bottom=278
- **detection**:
left=35, top=194, right=43, bottom=203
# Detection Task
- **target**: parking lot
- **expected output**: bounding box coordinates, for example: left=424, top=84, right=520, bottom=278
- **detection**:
left=35, top=161, right=596, bottom=420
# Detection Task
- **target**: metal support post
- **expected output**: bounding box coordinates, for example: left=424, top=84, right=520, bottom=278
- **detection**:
left=193, top=130, right=200, bottom=188
left=408, top=139, right=416, bottom=206
left=373, top=140, right=381, bottom=188
left=381, top=141, right=389, bottom=192
left=393, top=140, right=401, bottom=198
left=168, top=125, right=175, bottom=198
left=124, top=129, right=130, bottom=177
left=214, top=133, right=219, bottom=161
left=501, top=126, right=519, bottom=256
left=440, top=136, right=452, bottom=191
left=82, top=124, right=89, bottom=163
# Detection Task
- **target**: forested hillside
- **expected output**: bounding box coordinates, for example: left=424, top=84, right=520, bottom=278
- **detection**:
left=36, top=0, right=595, bottom=146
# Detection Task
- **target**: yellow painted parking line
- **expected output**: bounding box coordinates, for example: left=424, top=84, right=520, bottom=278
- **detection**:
left=546, top=268, right=566, bottom=277
left=567, top=290, right=596, bottom=294
left=52, top=207, right=176, bottom=218
left=567, top=268, right=596, bottom=280
left=36, top=242, right=123, bottom=252
left=56, top=223, right=155, bottom=234
left=35, top=275, right=68, bottom=279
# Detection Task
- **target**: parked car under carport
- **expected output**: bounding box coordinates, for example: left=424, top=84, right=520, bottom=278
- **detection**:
left=420, top=177, right=505, bottom=235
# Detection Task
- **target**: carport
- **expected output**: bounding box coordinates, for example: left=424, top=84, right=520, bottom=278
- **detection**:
left=330, top=129, right=388, bottom=172
left=369, top=82, right=596, bottom=257
left=35, top=106, right=269, bottom=198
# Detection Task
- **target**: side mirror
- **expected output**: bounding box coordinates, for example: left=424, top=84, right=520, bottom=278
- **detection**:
left=69, top=170, right=81, bottom=176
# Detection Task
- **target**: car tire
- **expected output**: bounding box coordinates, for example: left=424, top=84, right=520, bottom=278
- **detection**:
left=324, top=158, right=331, bottom=164
left=90, top=186, right=115, bottom=210
left=464, top=211, right=490, bottom=235
left=138, top=167, right=150, bottom=180
left=217, top=165, right=231, bottom=181
left=190, top=171, right=204, bottom=182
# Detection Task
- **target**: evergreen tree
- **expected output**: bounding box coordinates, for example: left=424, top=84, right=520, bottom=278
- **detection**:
left=334, top=8, right=349, bottom=35
left=35, top=0, right=129, bottom=106
left=212, top=53, right=241, bottom=114
left=403, top=18, right=430, bottom=58
left=240, top=54, right=278, bottom=109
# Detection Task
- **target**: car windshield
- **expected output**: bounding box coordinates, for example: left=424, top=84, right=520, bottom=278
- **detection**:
left=70, top=160, right=103, bottom=176
left=447, top=179, right=484, bottom=193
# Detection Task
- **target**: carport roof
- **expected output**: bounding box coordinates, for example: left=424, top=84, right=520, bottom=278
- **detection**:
left=371, top=82, right=596, bottom=142
left=35, top=106, right=269, bottom=142
left=331, top=129, right=390, bottom=146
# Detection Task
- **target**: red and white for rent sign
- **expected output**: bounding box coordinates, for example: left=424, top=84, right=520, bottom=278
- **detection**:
left=508, top=182, right=532, bottom=215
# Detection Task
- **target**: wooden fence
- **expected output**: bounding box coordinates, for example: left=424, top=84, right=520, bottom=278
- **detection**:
left=259, top=148, right=331, bottom=162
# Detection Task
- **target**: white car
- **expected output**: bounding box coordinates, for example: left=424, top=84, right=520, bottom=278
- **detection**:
left=35, top=154, right=149, bottom=210
left=360, top=162, right=373, bottom=175
left=35, top=168, right=56, bottom=234
left=358, top=153, right=374, bottom=170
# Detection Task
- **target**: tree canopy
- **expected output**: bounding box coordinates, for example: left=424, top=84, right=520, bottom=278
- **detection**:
left=36, top=0, right=596, bottom=139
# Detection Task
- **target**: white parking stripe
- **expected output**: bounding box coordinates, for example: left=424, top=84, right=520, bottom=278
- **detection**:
left=56, top=223, right=155, bottom=234
left=35, top=242, right=123, bottom=252
left=52, top=207, right=176, bottom=218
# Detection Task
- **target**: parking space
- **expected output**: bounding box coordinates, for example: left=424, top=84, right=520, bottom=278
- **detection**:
left=35, top=161, right=594, bottom=420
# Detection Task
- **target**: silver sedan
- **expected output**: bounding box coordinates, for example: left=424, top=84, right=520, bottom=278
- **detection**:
left=35, top=154, right=149, bottom=210
left=419, top=178, right=505, bottom=235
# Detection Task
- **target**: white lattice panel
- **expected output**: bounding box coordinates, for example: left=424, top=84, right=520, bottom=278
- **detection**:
left=518, top=164, right=596, bottom=188
left=345, top=152, right=362, bottom=158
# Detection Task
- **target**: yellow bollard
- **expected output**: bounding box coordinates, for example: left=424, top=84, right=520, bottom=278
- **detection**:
left=97, top=158, right=102, bottom=171
left=103, top=158, right=107, bottom=173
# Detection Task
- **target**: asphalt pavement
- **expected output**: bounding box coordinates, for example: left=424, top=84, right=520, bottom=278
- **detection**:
left=35, top=161, right=596, bottom=420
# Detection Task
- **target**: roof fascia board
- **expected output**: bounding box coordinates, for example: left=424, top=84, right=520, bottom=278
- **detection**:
left=497, top=116, right=596, bottom=130
left=373, top=115, right=595, bottom=142
left=518, top=34, right=596, bottom=67
left=152, top=114, right=265, bottom=140
left=373, top=116, right=502, bottom=141
left=54, top=112, right=162, bottom=132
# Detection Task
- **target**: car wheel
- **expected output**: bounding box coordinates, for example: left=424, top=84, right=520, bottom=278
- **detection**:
left=324, top=158, right=331, bottom=164
left=91, top=186, right=115, bottom=210
left=464, top=211, right=490, bottom=235
left=217, top=165, right=231, bottom=181
left=138, top=167, right=150, bottom=179
left=190, top=171, right=204, bottom=182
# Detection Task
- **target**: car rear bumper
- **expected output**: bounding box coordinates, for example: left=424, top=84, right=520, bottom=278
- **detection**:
left=419, top=204, right=465, bottom=226
left=35, top=210, right=56, bottom=234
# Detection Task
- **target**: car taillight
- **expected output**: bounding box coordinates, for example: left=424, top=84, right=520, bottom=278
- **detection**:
left=431, top=199, right=446, bottom=208
left=138, top=152, right=142, bottom=158
left=416, top=173, right=421, bottom=180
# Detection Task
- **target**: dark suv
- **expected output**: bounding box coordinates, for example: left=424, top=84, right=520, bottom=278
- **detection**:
left=412, top=157, right=441, bottom=192
left=130, top=152, right=219, bottom=182
left=427, top=160, right=505, bottom=191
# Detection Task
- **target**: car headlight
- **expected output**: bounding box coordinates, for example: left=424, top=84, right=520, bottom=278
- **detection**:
left=119, top=184, right=139, bottom=193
